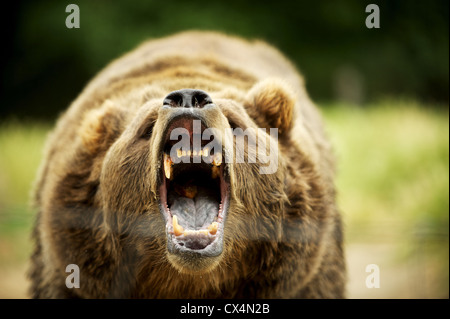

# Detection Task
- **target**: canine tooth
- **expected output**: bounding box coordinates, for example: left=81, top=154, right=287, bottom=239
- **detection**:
left=208, top=222, right=218, bottom=235
left=213, top=152, right=222, bottom=166
left=164, top=154, right=173, bottom=180
left=173, top=215, right=184, bottom=236
left=212, top=165, right=220, bottom=179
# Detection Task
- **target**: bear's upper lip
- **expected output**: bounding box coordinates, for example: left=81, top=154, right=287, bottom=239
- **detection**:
left=158, top=115, right=230, bottom=257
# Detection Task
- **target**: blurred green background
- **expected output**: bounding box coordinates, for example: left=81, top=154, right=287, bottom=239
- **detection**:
left=0, top=0, right=448, bottom=298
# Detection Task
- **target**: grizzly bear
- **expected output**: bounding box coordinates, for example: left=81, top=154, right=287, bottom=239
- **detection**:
left=29, top=31, right=346, bottom=298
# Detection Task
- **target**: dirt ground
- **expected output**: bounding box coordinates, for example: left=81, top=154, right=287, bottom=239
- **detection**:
left=345, top=242, right=448, bottom=298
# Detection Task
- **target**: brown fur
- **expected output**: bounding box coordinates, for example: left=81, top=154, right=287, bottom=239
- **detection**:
left=29, top=31, right=345, bottom=298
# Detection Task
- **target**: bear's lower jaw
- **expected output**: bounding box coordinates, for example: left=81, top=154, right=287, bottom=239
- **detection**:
left=167, top=251, right=223, bottom=274
left=163, top=188, right=229, bottom=261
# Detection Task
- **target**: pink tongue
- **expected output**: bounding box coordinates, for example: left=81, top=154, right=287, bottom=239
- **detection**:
left=168, top=186, right=219, bottom=230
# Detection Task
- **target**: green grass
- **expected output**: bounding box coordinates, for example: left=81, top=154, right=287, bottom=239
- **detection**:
left=0, top=100, right=448, bottom=297
left=0, top=121, right=51, bottom=265
left=321, top=100, right=449, bottom=242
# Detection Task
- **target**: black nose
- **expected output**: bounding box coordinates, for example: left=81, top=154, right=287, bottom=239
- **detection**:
left=163, top=89, right=213, bottom=108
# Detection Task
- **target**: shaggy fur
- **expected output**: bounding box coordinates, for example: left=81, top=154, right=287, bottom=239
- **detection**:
left=29, top=31, right=345, bottom=298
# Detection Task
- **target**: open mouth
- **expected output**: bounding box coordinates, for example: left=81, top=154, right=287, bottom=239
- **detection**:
left=159, top=117, right=230, bottom=257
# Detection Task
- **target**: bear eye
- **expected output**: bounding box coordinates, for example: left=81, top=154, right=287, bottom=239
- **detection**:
left=140, top=122, right=155, bottom=140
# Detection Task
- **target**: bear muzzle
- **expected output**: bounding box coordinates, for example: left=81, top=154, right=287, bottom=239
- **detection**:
left=154, top=90, right=232, bottom=272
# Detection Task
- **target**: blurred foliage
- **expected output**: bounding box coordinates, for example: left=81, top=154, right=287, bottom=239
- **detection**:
left=0, top=0, right=448, bottom=121
left=0, top=121, right=49, bottom=268
left=323, top=100, right=449, bottom=241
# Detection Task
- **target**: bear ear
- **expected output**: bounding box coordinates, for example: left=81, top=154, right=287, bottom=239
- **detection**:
left=244, top=78, right=295, bottom=136
left=79, top=100, right=126, bottom=154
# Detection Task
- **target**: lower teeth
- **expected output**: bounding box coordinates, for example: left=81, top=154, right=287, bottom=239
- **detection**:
left=172, top=215, right=218, bottom=236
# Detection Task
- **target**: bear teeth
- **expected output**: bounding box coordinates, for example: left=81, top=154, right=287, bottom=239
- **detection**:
left=170, top=148, right=222, bottom=162
left=164, top=153, right=173, bottom=180
left=211, top=165, right=220, bottom=179
left=164, top=148, right=223, bottom=180
left=184, top=229, right=209, bottom=236
left=172, top=215, right=184, bottom=236
left=212, top=152, right=222, bottom=166
left=208, top=222, right=218, bottom=235
left=172, top=215, right=218, bottom=237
